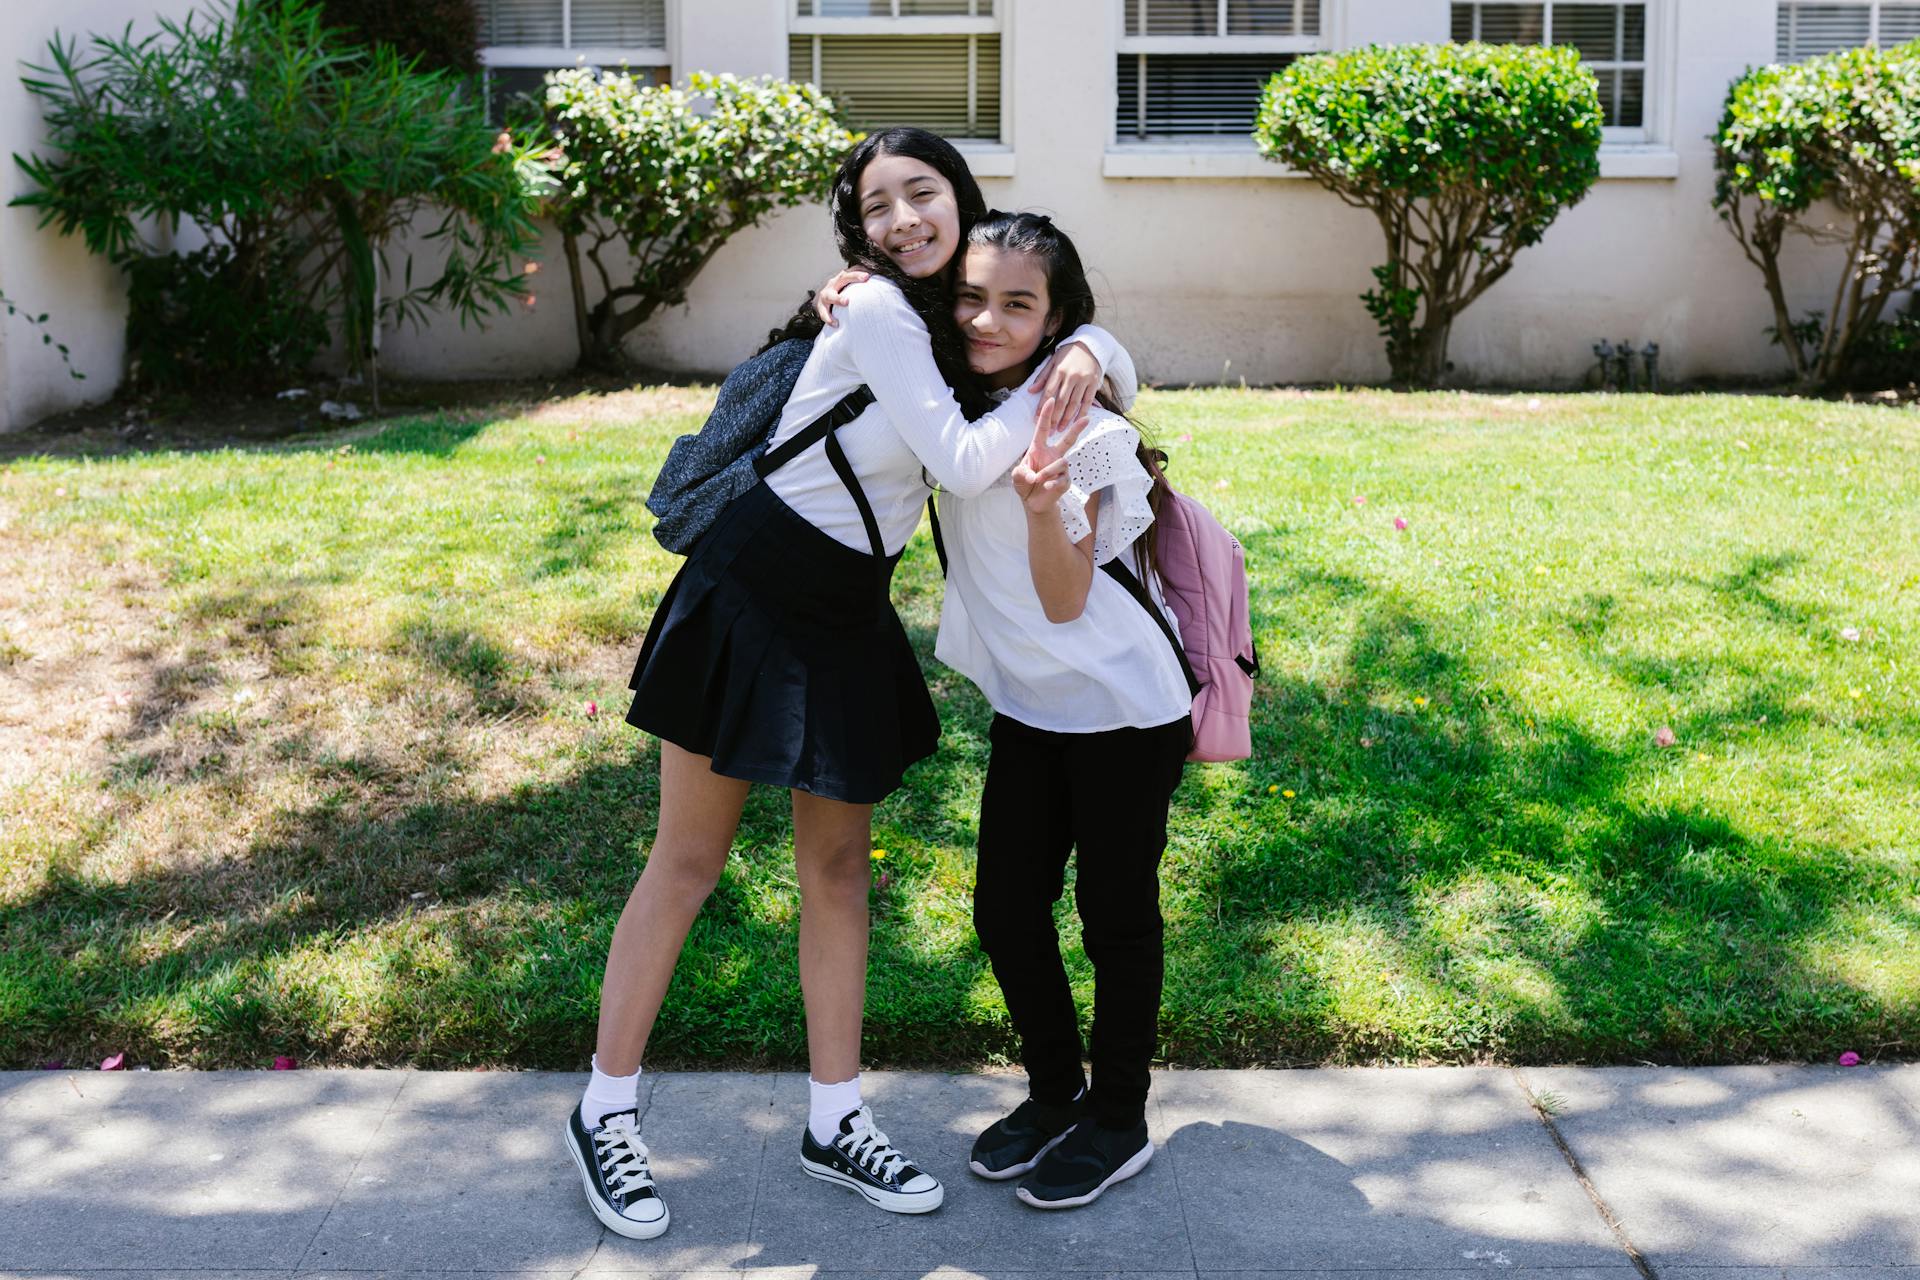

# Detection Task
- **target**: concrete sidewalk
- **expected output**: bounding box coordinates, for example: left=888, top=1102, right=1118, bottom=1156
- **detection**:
left=2, top=1065, right=1917, bottom=1279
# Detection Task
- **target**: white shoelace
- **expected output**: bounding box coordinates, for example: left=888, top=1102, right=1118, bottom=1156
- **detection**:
left=836, top=1106, right=911, bottom=1182
left=593, top=1116, right=656, bottom=1198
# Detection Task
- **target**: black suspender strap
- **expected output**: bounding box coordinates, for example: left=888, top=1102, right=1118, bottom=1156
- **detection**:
left=1101, top=555, right=1202, bottom=697
left=753, top=386, right=885, bottom=560
left=927, top=495, right=948, bottom=575
left=823, top=429, right=886, bottom=559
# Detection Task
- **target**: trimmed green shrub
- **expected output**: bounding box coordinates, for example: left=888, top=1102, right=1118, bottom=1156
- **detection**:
left=537, top=69, right=856, bottom=369
left=1713, top=44, right=1920, bottom=389
left=11, top=0, right=544, bottom=394
left=1255, top=42, right=1602, bottom=387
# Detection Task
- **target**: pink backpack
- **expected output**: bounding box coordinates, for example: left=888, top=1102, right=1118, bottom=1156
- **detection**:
left=1103, top=488, right=1259, bottom=762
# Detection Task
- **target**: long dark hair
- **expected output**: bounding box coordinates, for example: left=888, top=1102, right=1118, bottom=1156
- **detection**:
left=965, top=211, right=1173, bottom=579
left=762, top=127, right=994, bottom=419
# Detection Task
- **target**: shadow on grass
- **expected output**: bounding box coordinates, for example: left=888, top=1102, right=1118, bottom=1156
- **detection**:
left=0, top=517, right=1914, bottom=1068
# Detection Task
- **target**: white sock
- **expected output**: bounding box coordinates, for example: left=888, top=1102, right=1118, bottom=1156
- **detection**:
left=579, top=1054, right=642, bottom=1129
left=808, top=1074, right=863, bottom=1145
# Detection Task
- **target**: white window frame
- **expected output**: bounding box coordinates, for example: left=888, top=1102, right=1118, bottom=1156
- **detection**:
left=789, top=0, right=1011, bottom=162
left=1452, top=1, right=1657, bottom=145
left=1111, top=0, right=1332, bottom=150
left=478, top=0, right=672, bottom=81
left=1777, top=0, right=1920, bottom=61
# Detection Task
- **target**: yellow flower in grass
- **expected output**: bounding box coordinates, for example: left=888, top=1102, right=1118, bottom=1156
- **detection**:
left=1413, top=696, right=1429, bottom=708
left=1282, top=789, right=1296, bottom=799
left=870, top=849, right=887, bottom=860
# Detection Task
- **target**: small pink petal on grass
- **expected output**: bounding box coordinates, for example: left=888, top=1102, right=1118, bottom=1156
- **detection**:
left=1653, top=726, right=1677, bottom=748
left=584, top=700, right=598, bottom=719
left=100, top=1053, right=125, bottom=1071
left=1177, top=433, right=1192, bottom=443
left=535, top=454, right=546, bottom=465
left=1838, top=1051, right=1862, bottom=1067
left=1359, top=737, right=1373, bottom=748
left=1393, top=517, right=1409, bottom=531
left=272, top=1056, right=298, bottom=1071
left=1526, top=398, right=1543, bottom=411
left=1352, top=495, right=1367, bottom=506
left=1214, top=479, right=1230, bottom=490
left=1839, top=627, right=1860, bottom=642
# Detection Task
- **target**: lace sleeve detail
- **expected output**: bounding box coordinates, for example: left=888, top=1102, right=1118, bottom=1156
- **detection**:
left=1056, top=418, right=1154, bottom=566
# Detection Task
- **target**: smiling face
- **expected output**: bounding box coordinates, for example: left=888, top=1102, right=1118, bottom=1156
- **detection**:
left=856, top=153, right=963, bottom=279
left=952, top=244, right=1059, bottom=390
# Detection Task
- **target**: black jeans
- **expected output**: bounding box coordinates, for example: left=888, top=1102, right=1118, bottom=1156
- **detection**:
left=972, top=712, right=1190, bottom=1130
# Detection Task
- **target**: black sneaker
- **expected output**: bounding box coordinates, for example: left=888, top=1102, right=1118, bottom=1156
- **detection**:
left=1015, top=1119, right=1153, bottom=1209
left=563, top=1106, right=670, bottom=1239
left=799, top=1104, right=944, bottom=1213
left=969, top=1095, right=1086, bottom=1180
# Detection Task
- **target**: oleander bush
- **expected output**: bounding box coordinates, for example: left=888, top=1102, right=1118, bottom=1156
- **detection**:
left=11, top=0, right=545, bottom=394
left=1255, top=42, right=1603, bottom=387
left=1713, top=44, right=1920, bottom=390
left=536, top=69, right=856, bottom=370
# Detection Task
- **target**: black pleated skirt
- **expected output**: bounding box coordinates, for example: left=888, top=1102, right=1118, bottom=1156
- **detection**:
left=626, top=481, right=939, bottom=804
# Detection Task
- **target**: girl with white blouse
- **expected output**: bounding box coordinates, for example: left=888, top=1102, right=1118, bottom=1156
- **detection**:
left=566, top=130, right=1136, bottom=1237
left=933, top=212, right=1192, bottom=1211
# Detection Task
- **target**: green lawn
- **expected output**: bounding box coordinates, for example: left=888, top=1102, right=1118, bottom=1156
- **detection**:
left=1, top=387, right=1915, bottom=1068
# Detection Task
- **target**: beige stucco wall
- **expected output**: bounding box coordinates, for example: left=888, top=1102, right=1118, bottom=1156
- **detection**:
left=0, top=0, right=1846, bottom=427
left=381, top=0, right=1806, bottom=389
left=0, top=0, right=206, bottom=431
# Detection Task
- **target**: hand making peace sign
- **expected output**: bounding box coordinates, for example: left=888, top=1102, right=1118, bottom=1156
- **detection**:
left=1010, top=395, right=1089, bottom=516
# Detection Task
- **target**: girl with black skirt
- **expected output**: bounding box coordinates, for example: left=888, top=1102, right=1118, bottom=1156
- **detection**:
left=563, top=129, right=1136, bottom=1237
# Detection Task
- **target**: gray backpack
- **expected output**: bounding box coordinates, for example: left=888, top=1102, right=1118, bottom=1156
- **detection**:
left=646, top=338, right=875, bottom=554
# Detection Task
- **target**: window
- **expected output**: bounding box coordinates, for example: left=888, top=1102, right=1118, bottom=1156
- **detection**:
left=477, top=0, right=670, bottom=122
left=788, top=1, right=1002, bottom=142
left=1115, top=0, right=1326, bottom=143
left=1450, top=3, right=1648, bottom=135
left=1776, top=2, right=1920, bottom=61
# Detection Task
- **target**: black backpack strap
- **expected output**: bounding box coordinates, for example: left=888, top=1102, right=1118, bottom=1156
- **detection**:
left=754, top=387, right=874, bottom=478
left=1101, top=555, right=1201, bottom=697
left=753, top=386, right=884, bottom=559
left=927, top=494, right=948, bottom=575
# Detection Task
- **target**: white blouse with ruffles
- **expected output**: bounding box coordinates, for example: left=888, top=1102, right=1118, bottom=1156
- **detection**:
left=934, top=410, right=1192, bottom=735
left=764, top=277, right=1136, bottom=556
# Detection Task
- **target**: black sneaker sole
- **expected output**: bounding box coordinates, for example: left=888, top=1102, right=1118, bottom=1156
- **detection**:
left=800, top=1155, right=945, bottom=1213
left=1015, top=1139, right=1154, bottom=1210
left=562, top=1114, right=671, bottom=1239
left=968, top=1125, right=1076, bottom=1181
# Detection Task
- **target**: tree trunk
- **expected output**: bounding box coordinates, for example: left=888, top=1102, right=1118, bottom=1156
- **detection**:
left=562, top=231, right=594, bottom=369
left=1406, top=313, right=1454, bottom=388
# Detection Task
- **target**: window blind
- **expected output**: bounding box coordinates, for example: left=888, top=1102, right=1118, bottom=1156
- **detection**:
left=789, top=33, right=1001, bottom=138
left=1451, top=3, right=1647, bottom=129
left=1124, top=0, right=1321, bottom=37
left=1115, top=52, right=1296, bottom=139
left=797, top=1, right=985, bottom=15
left=1776, top=2, right=1920, bottom=60
left=477, top=0, right=667, bottom=48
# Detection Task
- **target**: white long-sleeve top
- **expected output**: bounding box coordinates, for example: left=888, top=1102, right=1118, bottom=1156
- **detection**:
left=935, top=410, right=1193, bottom=734
left=764, top=277, right=1136, bottom=555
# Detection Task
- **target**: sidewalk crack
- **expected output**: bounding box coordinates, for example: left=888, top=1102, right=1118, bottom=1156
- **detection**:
left=1511, top=1069, right=1659, bottom=1280
left=739, top=1072, right=778, bottom=1271
left=1154, top=1077, right=1200, bottom=1275
left=292, top=1070, right=409, bottom=1272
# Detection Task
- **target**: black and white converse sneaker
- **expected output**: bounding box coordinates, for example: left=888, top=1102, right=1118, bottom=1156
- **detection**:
left=969, top=1095, right=1086, bottom=1180
left=799, top=1105, right=944, bottom=1213
left=1015, top=1119, right=1153, bottom=1209
left=563, top=1106, right=670, bottom=1238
